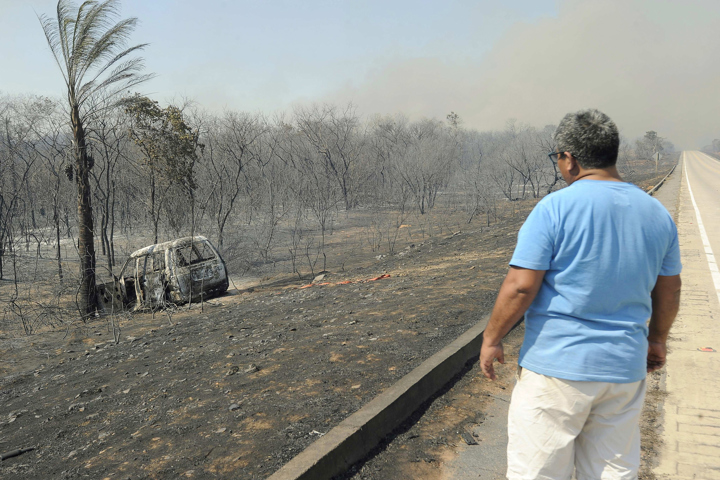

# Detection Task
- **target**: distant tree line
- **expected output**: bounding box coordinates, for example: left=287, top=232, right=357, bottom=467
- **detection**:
left=701, top=139, right=720, bottom=156
left=0, top=94, right=675, bottom=283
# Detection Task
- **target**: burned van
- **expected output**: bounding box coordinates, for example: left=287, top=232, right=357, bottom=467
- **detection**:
left=97, top=236, right=229, bottom=312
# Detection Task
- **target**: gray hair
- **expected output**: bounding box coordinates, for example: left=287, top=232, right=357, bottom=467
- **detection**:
left=554, top=109, right=619, bottom=169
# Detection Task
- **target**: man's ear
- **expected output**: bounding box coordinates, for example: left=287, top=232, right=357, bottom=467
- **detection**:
left=565, top=152, right=580, bottom=173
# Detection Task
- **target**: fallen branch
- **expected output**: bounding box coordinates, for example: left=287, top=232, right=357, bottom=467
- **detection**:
left=1, top=447, right=35, bottom=461
left=298, top=274, right=391, bottom=290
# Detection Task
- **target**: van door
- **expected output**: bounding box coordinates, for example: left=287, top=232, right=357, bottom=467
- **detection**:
left=172, top=241, right=222, bottom=302
left=135, top=249, right=168, bottom=308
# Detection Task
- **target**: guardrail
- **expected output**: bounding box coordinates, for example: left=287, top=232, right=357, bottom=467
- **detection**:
left=647, top=163, right=678, bottom=196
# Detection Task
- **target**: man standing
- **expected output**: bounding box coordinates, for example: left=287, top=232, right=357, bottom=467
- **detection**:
left=480, top=109, right=682, bottom=480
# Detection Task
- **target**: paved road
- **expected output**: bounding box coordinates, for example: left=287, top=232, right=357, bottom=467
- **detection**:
left=655, top=151, right=720, bottom=479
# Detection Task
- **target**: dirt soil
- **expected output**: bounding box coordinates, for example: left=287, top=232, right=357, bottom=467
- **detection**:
left=0, top=169, right=671, bottom=480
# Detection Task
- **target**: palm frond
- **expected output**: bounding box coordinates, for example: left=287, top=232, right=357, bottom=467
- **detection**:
left=85, top=42, right=148, bottom=86
left=39, top=0, right=152, bottom=120
left=78, top=56, right=145, bottom=103
left=78, top=73, right=154, bottom=124
left=81, top=82, right=148, bottom=120
left=76, top=19, right=140, bottom=82
left=38, top=13, right=70, bottom=88
left=56, top=1, right=73, bottom=76
left=68, top=1, right=94, bottom=85
left=73, top=1, right=119, bottom=65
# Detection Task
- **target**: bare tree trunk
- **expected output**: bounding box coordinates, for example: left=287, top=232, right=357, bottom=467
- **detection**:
left=110, top=179, right=116, bottom=268
left=103, top=157, right=111, bottom=271
left=72, top=105, right=98, bottom=318
left=190, top=186, right=196, bottom=238
left=102, top=212, right=111, bottom=272
left=100, top=210, right=107, bottom=255
left=151, top=170, right=159, bottom=243
left=0, top=200, right=4, bottom=280
left=54, top=204, right=63, bottom=280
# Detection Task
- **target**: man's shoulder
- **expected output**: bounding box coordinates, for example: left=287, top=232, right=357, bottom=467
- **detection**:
left=547, top=181, right=664, bottom=205
left=537, top=182, right=593, bottom=205
left=540, top=182, right=675, bottom=225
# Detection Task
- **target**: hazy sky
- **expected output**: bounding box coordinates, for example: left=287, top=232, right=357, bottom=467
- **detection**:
left=1, top=0, right=718, bottom=148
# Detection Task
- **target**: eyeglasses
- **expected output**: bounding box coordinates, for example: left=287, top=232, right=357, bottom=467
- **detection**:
left=547, top=151, right=581, bottom=164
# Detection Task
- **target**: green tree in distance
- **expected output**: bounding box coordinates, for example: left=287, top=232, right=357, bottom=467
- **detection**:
left=125, top=95, right=200, bottom=243
left=39, top=0, right=153, bottom=317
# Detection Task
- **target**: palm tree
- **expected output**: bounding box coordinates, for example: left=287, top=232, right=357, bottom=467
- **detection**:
left=39, top=0, right=153, bottom=317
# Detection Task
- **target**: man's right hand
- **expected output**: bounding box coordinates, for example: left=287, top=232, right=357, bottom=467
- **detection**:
left=480, top=341, right=505, bottom=380
left=479, top=267, right=544, bottom=381
left=647, top=341, right=667, bottom=373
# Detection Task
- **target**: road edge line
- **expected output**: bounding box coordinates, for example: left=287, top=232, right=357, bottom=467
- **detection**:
left=683, top=152, right=720, bottom=305
left=267, top=314, right=493, bottom=480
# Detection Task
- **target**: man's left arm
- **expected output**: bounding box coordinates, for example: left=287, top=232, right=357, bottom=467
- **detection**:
left=480, top=266, right=545, bottom=380
left=647, top=274, right=682, bottom=373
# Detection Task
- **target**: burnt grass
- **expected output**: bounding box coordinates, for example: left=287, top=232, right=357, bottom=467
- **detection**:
left=0, top=168, right=671, bottom=480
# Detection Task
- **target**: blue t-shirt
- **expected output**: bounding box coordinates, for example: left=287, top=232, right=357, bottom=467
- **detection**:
left=510, top=180, right=682, bottom=383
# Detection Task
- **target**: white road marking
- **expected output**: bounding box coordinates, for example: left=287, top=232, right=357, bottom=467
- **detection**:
left=683, top=152, right=720, bottom=305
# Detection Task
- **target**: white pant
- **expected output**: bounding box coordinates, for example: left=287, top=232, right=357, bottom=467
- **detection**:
left=507, top=368, right=645, bottom=480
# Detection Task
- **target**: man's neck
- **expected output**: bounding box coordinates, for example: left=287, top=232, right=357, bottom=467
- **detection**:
left=571, top=166, right=623, bottom=184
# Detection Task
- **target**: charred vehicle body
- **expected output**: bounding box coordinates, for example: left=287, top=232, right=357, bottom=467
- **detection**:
left=98, top=236, right=229, bottom=312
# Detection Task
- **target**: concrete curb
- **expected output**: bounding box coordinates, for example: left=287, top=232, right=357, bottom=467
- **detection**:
left=648, top=163, right=678, bottom=196
left=267, top=314, right=493, bottom=480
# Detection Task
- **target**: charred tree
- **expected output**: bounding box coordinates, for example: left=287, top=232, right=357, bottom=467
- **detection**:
left=39, top=0, right=153, bottom=317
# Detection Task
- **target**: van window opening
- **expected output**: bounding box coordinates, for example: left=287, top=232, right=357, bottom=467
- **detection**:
left=176, top=242, right=216, bottom=267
